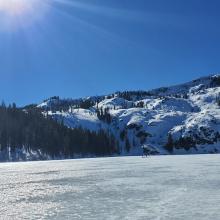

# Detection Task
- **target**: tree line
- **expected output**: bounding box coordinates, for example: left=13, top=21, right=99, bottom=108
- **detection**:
left=0, top=103, right=119, bottom=161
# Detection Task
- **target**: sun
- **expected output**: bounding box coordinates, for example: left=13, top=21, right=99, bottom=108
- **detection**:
left=0, top=0, right=49, bottom=31
left=0, top=0, right=33, bottom=16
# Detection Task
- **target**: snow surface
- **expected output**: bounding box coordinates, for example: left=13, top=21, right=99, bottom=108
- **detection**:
left=1, top=155, right=220, bottom=220
left=51, top=109, right=105, bottom=131
left=98, top=97, right=134, bottom=110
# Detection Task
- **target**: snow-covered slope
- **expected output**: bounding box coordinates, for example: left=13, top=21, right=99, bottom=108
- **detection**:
left=38, top=74, right=220, bottom=155
left=48, top=108, right=106, bottom=131
left=149, top=74, right=218, bottom=96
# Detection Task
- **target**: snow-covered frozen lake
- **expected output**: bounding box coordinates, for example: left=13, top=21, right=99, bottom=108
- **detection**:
left=1, top=155, right=220, bottom=220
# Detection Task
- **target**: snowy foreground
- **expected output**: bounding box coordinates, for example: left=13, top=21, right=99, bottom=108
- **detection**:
left=1, top=155, right=220, bottom=220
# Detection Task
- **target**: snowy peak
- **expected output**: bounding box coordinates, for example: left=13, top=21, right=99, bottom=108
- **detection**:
left=149, top=74, right=220, bottom=97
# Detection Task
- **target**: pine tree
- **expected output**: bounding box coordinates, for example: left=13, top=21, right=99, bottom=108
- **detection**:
left=0, top=104, right=118, bottom=161
left=125, top=138, right=131, bottom=153
left=165, top=133, right=174, bottom=153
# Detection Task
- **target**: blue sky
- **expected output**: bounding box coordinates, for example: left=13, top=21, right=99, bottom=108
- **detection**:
left=0, top=0, right=220, bottom=106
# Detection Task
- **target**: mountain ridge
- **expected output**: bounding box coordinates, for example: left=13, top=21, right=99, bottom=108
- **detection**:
left=36, top=74, right=220, bottom=156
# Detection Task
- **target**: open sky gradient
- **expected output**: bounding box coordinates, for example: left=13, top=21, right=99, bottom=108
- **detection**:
left=0, top=0, right=220, bottom=106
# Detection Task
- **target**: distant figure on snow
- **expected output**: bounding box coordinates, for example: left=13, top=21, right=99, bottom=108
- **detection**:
left=142, top=146, right=150, bottom=157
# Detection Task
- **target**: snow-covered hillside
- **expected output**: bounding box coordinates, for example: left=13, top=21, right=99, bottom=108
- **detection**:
left=38, top=74, right=220, bottom=155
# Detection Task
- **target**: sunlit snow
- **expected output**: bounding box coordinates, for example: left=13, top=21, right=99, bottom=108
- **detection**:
left=1, top=155, right=220, bottom=219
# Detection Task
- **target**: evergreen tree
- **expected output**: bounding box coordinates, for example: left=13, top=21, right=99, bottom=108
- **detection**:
left=125, top=138, right=131, bottom=153
left=0, top=105, right=118, bottom=161
left=165, top=133, right=174, bottom=153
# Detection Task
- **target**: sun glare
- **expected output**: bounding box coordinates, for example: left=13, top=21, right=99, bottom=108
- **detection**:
left=0, top=0, right=49, bottom=31
left=0, top=0, right=33, bottom=16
